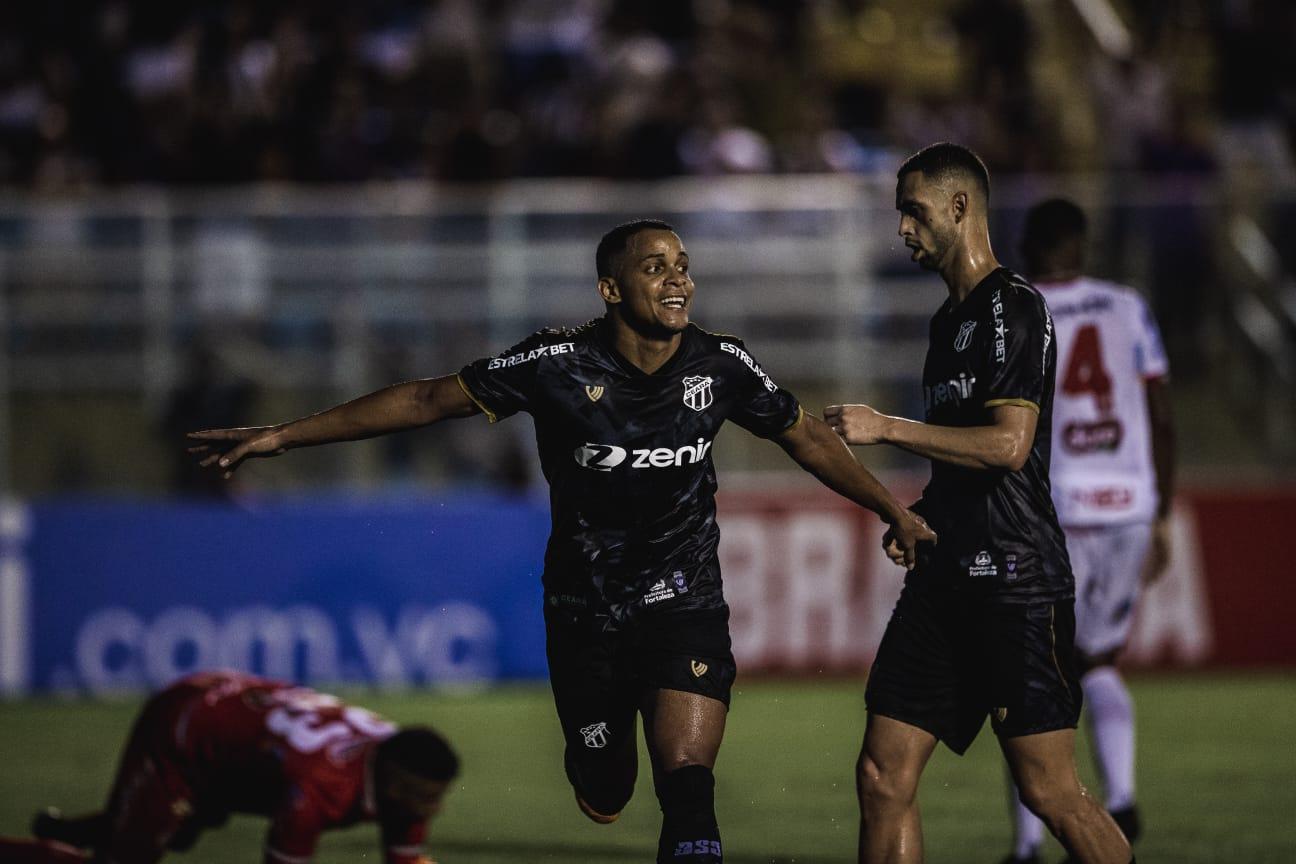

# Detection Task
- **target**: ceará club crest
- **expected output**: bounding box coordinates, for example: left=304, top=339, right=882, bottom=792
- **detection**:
left=682, top=376, right=714, bottom=411
left=954, top=320, right=977, bottom=352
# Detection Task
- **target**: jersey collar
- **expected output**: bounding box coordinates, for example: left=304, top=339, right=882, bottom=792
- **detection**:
left=597, top=315, right=694, bottom=378
left=940, top=266, right=1007, bottom=316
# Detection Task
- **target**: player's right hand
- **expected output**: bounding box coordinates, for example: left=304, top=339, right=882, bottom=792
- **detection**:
left=187, top=426, right=287, bottom=479
left=883, top=510, right=937, bottom=570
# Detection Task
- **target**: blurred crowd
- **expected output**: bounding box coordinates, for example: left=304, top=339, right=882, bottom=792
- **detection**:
left=1, top=0, right=1293, bottom=188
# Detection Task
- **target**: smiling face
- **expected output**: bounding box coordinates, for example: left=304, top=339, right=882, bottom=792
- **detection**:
left=896, top=170, right=960, bottom=273
left=600, top=228, right=694, bottom=337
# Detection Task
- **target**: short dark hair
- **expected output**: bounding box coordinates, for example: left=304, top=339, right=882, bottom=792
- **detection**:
left=1021, top=197, right=1088, bottom=257
left=897, top=143, right=991, bottom=203
left=596, top=219, right=676, bottom=279
left=377, top=727, right=459, bottom=782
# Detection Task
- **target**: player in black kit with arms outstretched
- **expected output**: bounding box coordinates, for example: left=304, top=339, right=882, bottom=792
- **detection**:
left=826, top=145, right=1134, bottom=864
left=190, top=220, right=935, bottom=864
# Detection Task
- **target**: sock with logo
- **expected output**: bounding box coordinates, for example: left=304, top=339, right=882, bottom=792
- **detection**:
left=1082, top=666, right=1136, bottom=812
left=656, top=765, right=721, bottom=863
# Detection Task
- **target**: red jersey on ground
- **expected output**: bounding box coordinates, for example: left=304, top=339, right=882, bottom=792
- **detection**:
left=141, top=670, right=428, bottom=864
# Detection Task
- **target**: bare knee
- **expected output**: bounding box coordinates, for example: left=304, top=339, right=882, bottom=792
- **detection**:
left=655, top=751, right=711, bottom=775
left=1017, top=776, right=1085, bottom=829
left=855, top=751, right=917, bottom=813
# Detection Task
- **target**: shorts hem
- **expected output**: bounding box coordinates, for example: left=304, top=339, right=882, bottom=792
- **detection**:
left=866, top=707, right=970, bottom=755
left=994, top=718, right=1080, bottom=740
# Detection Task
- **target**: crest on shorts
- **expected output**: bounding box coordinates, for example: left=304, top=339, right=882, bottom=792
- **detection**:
left=691, top=660, right=708, bottom=678
left=580, top=721, right=609, bottom=748
left=969, top=550, right=997, bottom=577
left=585, top=385, right=604, bottom=403
left=682, top=376, right=714, bottom=411
left=954, top=320, right=977, bottom=352
left=993, top=707, right=1009, bottom=724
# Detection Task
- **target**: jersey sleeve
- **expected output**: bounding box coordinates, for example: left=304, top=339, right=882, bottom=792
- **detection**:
left=264, top=792, right=324, bottom=864
left=981, top=287, right=1050, bottom=413
left=719, top=339, right=803, bottom=438
left=456, top=330, right=573, bottom=423
left=1132, top=295, right=1169, bottom=380
left=380, top=816, right=431, bottom=864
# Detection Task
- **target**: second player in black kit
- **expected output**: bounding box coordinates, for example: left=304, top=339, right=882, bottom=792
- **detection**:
left=864, top=264, right=1080, bottom=756
left=827, top=144, right=1135, bottom=864
left=190, top=219, right=935, bottom=864
left=914, top=267, right=1070, bottom=603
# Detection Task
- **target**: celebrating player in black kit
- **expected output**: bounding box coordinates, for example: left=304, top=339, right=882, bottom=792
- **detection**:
left=189, top=219, right=935, bottom=864
left=825, top=145, right=1134, bottom=864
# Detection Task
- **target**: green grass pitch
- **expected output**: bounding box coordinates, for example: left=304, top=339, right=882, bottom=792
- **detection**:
left=2, top=675, right=1293, bottom=862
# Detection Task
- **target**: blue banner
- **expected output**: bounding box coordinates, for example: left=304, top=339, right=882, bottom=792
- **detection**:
left=0, top=495, right=553, bottom=695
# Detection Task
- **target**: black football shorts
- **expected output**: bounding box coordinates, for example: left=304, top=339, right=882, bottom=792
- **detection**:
left=545, top=605, right=736, bottom=762
left=546, top=605, right=736, bottom=708
left=865, top=580, right=1082, bottom=755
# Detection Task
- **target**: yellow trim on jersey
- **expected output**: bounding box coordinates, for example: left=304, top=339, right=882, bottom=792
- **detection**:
left=784, top=405, right=806, bottom=433
left=695, top=324, right=740, bottom=341
left=456, top=373, right=498, bottom=423
left=984, top=398, right=1039, bottom=414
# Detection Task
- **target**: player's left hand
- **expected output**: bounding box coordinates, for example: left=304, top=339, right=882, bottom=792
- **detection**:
left=1140, top=514, right=1172, bottom=585
left=823, top=403, right=890, bottom=446
left=883, top=509, right=937, bottom=570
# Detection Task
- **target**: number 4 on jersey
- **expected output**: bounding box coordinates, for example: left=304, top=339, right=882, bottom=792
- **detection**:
left=1060, top=324, right=1113, bottom=414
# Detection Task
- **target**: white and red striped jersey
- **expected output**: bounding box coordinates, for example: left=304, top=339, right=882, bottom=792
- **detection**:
left=1039, top=277, right=1168, bottom=527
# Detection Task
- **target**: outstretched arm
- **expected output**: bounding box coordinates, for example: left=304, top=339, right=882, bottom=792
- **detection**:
left=823, top=403, right=1037, bottom=471
left=188, top=374, right=481, bottom=477
left=775, top=412, right=936, bottom=569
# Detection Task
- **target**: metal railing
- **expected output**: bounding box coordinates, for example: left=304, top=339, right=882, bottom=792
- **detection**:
left=1, top=173, right=1291, bottom=491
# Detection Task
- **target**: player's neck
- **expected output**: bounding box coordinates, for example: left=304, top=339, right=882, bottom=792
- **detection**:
left=941, top=237, right=1000, bottom=305
left=608, top=316, right=683, bottom=374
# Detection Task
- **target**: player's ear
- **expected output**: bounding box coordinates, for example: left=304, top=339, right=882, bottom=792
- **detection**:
left=598, top=277, right=621, bottom=305
left=951, top=190, right=968, bottom=223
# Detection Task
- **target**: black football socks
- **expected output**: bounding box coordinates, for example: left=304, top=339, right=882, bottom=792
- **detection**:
left=656, top=764, right=722, bottom=863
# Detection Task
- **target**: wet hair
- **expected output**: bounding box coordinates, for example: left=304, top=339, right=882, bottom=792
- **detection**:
left=1021, top=197, right=1088, bottom=258
left=376, top=727, right=460, bottom=782
left=897, top=142, right=991, bottom=204
left=596, top=219, right=676, bottom=279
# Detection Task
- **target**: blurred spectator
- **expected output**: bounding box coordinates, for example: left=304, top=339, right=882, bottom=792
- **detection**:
left=950, top=0, right=1040, bottom=171
left=161, top=343, right=256, bottom=498
left=0, top=0, right=1291, bottom=186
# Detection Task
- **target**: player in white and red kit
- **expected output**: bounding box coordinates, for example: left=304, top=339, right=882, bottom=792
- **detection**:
left=1001, top=198, right=1175, bottom=864
left=0, top=671, right=459, bottom=864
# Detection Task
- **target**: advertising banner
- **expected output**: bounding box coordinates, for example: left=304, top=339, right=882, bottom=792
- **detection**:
left=0, top=486, right=1290, bottom=695
left=0, top=496, right=551, bottom=695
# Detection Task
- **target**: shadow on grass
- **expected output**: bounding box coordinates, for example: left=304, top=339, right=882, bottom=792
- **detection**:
left=434, top=837, right=852, bottom=863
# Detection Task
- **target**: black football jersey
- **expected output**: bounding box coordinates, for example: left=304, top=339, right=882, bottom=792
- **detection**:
left=913, top=267, right=1073, bottom=602
left=458, top=317, right=803, bottom=627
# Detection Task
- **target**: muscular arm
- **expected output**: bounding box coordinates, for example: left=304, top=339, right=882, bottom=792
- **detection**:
left=776, top=413, right=908, bottom=521
left=824, top=403, right=1037, bottom=471
left=776, top=412, right=936, bottom=567
left=189, top=375, right=481, bottom=476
